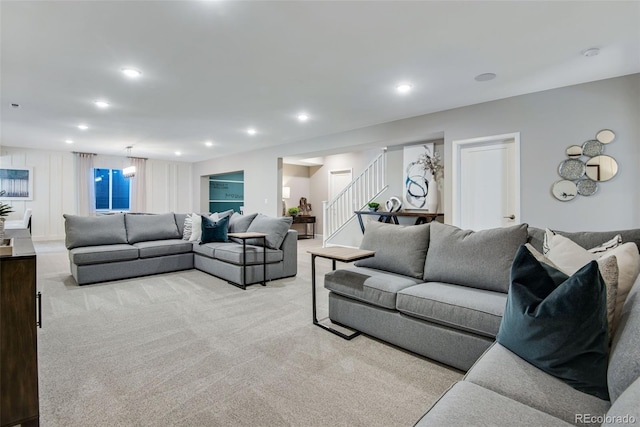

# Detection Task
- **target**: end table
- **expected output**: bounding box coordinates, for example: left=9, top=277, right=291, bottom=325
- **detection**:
left=307, top=246, right=375, bottom=340
left=227, top=232, right=268, bottom=289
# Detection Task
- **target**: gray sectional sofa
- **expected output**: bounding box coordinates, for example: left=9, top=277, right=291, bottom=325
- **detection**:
left=64, top=212, right=297, bottom=286
left=417, top=277, right=640, bottom=427
left=324, top=221, right=640, bottom=426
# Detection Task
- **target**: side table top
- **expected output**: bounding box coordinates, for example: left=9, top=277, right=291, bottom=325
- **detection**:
left=228, top=232, right=269, bottom=239
left=307, top=246, right=375, bottom=262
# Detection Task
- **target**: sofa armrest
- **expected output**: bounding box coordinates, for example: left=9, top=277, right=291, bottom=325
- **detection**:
left=281, top=229, right=298, bottom=277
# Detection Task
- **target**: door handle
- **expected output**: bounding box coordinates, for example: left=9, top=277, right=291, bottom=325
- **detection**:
left=36, top=291, right=42, bottom=328
left=503, top=215, right=515, bottom=220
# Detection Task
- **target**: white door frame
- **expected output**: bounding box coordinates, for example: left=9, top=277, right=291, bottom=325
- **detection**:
left=451, top=132, right=521, bottom=228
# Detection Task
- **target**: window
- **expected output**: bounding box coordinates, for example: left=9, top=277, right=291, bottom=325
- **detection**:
left=94, top=168, right=130, bottom=211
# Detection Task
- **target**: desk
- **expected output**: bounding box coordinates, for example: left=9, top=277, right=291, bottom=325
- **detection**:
left=307, top=246, right=375, bottom=340
left=354, top=210, right=443, bottom=233
left=227, top=232, right=268, bottom=289
left=292, top=215, right=315, bottom=239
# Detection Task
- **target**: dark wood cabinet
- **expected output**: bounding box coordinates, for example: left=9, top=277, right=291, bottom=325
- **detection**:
left=1, top=230, right=39, bottom=427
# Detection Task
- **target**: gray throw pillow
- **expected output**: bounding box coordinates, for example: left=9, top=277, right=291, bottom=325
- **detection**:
left=424, top=222, right=528, bottom=293
left=64, top=213, right=128, bottom=249
left=229, top=212, right=258, bottom=233
left=125, top=213, right=181, bottom=244
left=246, top=214, right=293, bottom=249
left=354, top=221, right=430, bottom=279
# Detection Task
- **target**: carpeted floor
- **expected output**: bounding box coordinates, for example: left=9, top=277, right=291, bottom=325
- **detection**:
left=35, top=238, right=461, bottom=427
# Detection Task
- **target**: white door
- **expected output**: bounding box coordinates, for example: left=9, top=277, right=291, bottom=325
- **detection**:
left=329, top=169, right=352, bottom=201
left=452, top=133, right=520, bottom=230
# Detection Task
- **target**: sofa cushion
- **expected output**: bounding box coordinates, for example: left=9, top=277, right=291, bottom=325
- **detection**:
left=423, top=222, right=528, bottom=293
left=229, top=212, right=258, bottom=243
left=324, top=267, right=422, bottom=310
left=229, top=212, right=257, bottom=233
left=608, top=278, right=640, bottom=402
left=497, top=246, right=610, bottom=400
left=354, top=222, right=429, bottom=279
left=397, top=282, right=506, bottom=338
left=132, top=239, right=193, bottom=259
left=415, top=381, right=574, bottom=427
left=125, top=213, right=181, bottom=244
left=465, top=343, right=611, bottom=426
left=64, top=213, right=128, bottom=249
left=192, top=242, right=228, bottom=258
left=69, top=244, right=139, bottom=265
left=246, top=214, right=293, bottom=249
left=603, top=376, right=640, bottom=427
left=213, top=243, right=283, bottom=265
left=174, top=213, right=188, bottom=237
left=528, top=226, right=640, bottom=254
left=200, top=215, right=229, bottom=244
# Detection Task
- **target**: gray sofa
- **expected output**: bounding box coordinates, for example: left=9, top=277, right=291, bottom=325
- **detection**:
left=417, top=277, right=640, bottom=427
left=64, top=212, right=297, bottom=286
left=324, top=221, right=640, bottom=426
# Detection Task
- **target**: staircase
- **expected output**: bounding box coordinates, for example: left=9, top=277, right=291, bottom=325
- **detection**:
left=322, top=151, right=388, bottom=246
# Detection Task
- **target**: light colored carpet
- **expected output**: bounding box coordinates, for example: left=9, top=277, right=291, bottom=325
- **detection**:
left=35, top=238, right=461, bottom=427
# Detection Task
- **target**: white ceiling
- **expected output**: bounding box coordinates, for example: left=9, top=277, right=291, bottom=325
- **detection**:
left=1, top=1, right=639, bottom=163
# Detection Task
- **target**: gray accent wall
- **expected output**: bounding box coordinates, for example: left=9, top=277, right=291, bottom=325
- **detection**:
left=199, top=74, right=639, bottom=232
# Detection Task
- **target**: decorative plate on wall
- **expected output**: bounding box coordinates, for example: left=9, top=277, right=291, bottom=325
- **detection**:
left=582, top=140, right=604, bottom=157
left=558, top=159, right=586, bottom=180
left=552, top=180, right=578, bottom=201
left=576, top=179, right=598, bottom=196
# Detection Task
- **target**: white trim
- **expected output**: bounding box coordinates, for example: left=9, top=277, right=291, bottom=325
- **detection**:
left=451, top=132, right=521, bottom=227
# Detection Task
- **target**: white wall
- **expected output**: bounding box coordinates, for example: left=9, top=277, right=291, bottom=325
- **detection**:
left=194, top=74, right=640, bottom=233
left=0, top=146, right=193, bottom=240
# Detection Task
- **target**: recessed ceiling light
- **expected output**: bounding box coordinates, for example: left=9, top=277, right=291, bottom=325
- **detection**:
left=94, top=100, right=110, bottom=109
left=65, top=139, right=74, bottom=144
left=247, top=128, right=257, bottom=135
left=474, top=73, right=497, bottom=82
left=205, top=141, right=213, bottom=147
left=396, top=84, right=413, bottom=94
left=297, top=113, right=309, bottom=122
left=581, top=47, right=600, bottom=57
left=121, top=67, right=142, bottom=78
left=175, top=151, right=182, bottom=156
left=77, top=124, right=89, bottom=130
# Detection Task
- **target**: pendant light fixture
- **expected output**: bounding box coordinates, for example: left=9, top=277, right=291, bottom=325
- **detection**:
left=123, top=146, right=136, bottom=178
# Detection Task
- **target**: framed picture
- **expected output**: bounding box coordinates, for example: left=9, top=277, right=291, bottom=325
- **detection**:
left=0, top=167, right=34, bottom=200
left=403, top=143, right=434, bottom=210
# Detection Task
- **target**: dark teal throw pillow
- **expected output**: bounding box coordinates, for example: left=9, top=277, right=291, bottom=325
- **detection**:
left=497, top=245, right=610, bottom=400
left=200, top=215, right=229, bottom=244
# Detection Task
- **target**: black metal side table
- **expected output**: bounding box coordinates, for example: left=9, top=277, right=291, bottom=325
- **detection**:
left=227, top=232, right=268, bottom=290
left=307, top=246, right=375, bottom=340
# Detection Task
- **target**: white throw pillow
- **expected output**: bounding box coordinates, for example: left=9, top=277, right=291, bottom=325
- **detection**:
left=544, top=230, right=640, bottom=335
left=189, top=213, right=203, bottom=241
left=588, top=234, right=622, bottom=254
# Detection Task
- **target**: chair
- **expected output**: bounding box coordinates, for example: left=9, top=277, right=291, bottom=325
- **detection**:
left=4, top=208, right=32, bottom=233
